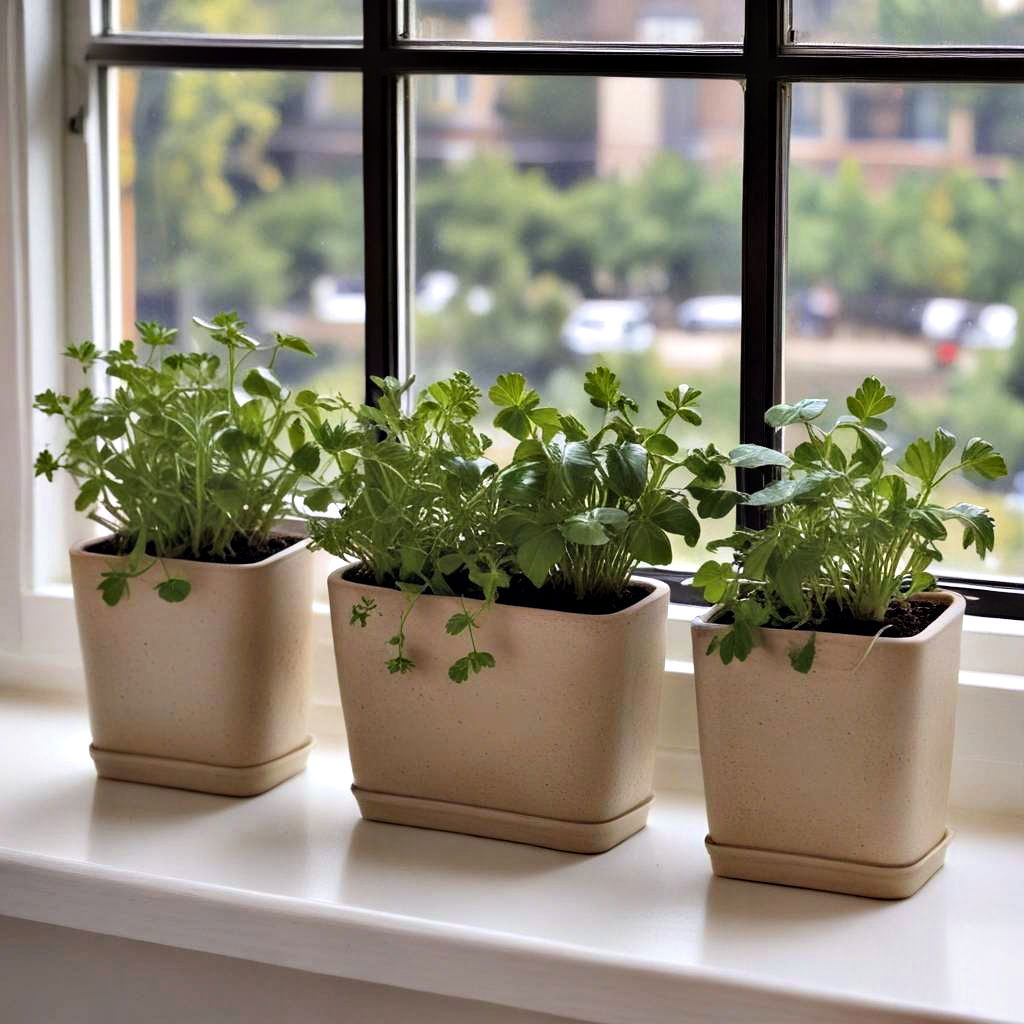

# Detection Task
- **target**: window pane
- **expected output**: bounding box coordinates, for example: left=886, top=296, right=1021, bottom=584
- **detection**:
left=115, top=68, right=363, bottom=399
left=410, top=0, right=742, bottom=43
left=114, top=0, right=361, bottom=36
left=412, top=74, right=744, bottom=561
left=787, top=82, right=1024, bottom=577
left=793, top=0, right=1024, bottom=46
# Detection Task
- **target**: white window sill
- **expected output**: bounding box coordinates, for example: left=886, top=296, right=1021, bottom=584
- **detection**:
left=0, top=686, right=1021, bottom=1024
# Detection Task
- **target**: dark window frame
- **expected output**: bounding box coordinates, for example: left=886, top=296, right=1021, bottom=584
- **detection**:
left=87, top=0, right=1024, bottom=618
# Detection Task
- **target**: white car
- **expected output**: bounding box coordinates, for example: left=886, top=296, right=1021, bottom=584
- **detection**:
left=561, top=300, right=655, bottom=355
left=676, top=294, right=742, bottom=332
left=311, top=275, right=366, bottom=324
left=962, top=303, right=1017, bottom=350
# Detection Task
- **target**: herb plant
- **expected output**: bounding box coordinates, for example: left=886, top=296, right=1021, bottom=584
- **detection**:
left=490, top=367, right=736, bottom=601
left=693, top=377, right=1007, bottom=670
left=304, top=366, right=731, bottom=682
left=301, top=372, right=513, bottom=681
left=34, top=313, right=321, bottom=605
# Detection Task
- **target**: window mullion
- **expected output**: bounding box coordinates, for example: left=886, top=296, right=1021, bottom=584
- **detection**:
left=362, top=0, right=401, bottom=404
left=737, top=0, right=788, bottom=528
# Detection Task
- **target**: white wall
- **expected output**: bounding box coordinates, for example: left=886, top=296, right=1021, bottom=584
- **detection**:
left=0, top=915, right=585, bottom=1024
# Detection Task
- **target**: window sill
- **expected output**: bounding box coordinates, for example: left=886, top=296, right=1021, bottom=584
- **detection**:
left=0, top=686, right=1021, bottom=1024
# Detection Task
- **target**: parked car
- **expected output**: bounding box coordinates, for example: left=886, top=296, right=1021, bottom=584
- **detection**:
left=311, top=275, right=366, bottom=324
left=417, top=270, right=459, bottom=314
left=676, top=294, right=742, bottom=332
left=561, top=300, right=655, bottom=355
left=962, top=303, right=1017, bottom=350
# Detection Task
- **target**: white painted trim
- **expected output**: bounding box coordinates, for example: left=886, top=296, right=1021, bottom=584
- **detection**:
left=0, top=844, right=983, bottom=1024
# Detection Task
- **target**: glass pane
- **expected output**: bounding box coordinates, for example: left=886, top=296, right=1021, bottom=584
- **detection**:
left=793, top=0, right=1024, bottom=46
left=412, top=74, right=744, bottom=561
left=410, top=0, right=742, bottom=43
left=788, top=82, right=1024, bottom=577
left=115, top=68, right=363, bottom=399
left=114, top=0, right=361, bottom=36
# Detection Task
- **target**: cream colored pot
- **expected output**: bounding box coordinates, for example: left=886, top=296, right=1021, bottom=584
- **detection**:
left=70, top=530, right=314, bottom=796
left=691, top=590, right=965, bottom=899
left=328, top=565, right=669, bottom=853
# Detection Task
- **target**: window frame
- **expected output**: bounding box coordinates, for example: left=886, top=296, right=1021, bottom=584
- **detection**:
left=69, top=0, right=1024, bottom=620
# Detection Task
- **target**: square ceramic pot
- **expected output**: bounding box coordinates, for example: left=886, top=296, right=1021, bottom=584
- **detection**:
left=70, top=528, right=315, bottom=796
left=691, top=591, right=965, bottom=898
left=328, top=565, right=670, bottom=853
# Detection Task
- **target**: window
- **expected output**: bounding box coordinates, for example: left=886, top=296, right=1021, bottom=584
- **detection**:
left=69, top=0, right=1024, bottom=618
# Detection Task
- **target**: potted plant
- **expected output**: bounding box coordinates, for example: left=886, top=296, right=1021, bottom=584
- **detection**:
left=34, top=314, right=321, bottom=796
left=691, top=377, right=1006, bottom=897
left=304, top=368, right=731, bottom=852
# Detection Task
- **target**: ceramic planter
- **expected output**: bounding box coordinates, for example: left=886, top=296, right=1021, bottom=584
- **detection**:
left=70, top=529, right=314, bottom=796
left=691, top=590, right=965, bottom=899
left=328, top=565, right=670, bottom=853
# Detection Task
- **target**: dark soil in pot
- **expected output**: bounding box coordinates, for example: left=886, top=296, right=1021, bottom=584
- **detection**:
left=85, top=532, right=302, bottom=565
left=717, top=597, right=947, bottom=638
left=342, top=564, right=651, bottom=616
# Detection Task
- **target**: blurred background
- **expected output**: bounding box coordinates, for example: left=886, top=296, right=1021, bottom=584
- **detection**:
left=114, top=0, right=1024, bottom=574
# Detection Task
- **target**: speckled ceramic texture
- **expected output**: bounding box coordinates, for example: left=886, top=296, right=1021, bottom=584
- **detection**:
left=692, top=591, right=965, bottom=897
left=328, top=565, right=669, bottom=853
left=70, top=529, right=314, bottom=796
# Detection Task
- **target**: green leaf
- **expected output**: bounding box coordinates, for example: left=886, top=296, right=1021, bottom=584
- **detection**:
left=583, top=366, right=621, bottom=410
left=647, top=495, right=699, bottom=545
left=275, top=333, right=315, bottom=358
left=745, top=471, right=837, bottom=507
left=789, top=633, right=816, bottom=674
left=626, top=521, right=672, bottom=564
left=960, top=438, right=1008, bottom=481
left=498, top=459, right=547, bottom=503
left=303, top=486, right=335, bottom=512
left=605, top=443, right=648, bottom=499
left=742, top=536, right=777, bottom=580
left=558, top=414, right=589, bottom=442
left=728, top=444, right=793, bottom=469
left=517, top=526, right=565, bottom=588
left=908, top=571, right=937, bottom=595
left=98, top=573, right=128, bottom=607
left=644, top=433, right=678, bottom=457
left=288, top=418, right=306, bottom=452
left=845, top=377, right=895, bottom=429
left=156, top=578, right=191, bottom=603
left=693, top=560, right=732, bottom=604
left=559, top=440, right=598, bottom=497
left=683, top=445, right=727, bottom=487
left=242, top=366, right=286, bottom=402
left=773, top=545, right=821, bottom=613
left=295, top=389, right=319, bottom=408
left=943, top=502, right=997, bottom=558
left=764, top=398, right=828, bottom=428
left=560, top=512, right=610, bottom=546
left=216, top=427, right=251, bottom=459
left=493, top=406, right=533, bottom=441
left=437, top=552, right=466, bottom=575
left=74, top=478, right=103, bottom=512
left=448, top=656, right=471, bottom=683
left=691, top=487, right=742, bottom=520
left=291, top=443, right=321, bottom=474
left=488, top=372, right=531, bottom=408
left=899, top=429, right=957, bottom=484
left=445, top=612, right=474, bottom=636
left=33, top=449, right=60, bottom=481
